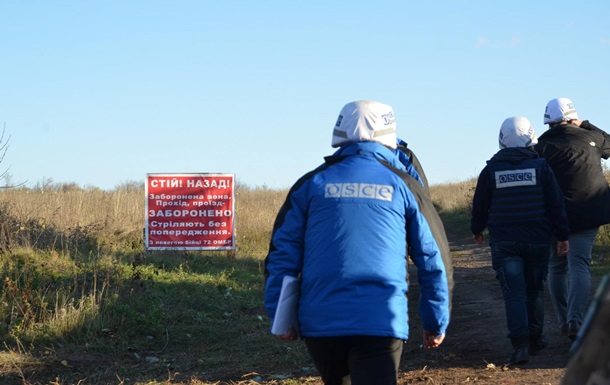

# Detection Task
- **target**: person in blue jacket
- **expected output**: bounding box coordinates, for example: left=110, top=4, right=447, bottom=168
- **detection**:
left=264, top=100, right=450, bottom=385
left=471, top=117, right=570, bottom=365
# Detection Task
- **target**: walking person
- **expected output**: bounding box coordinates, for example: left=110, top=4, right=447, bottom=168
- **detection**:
left=535, top=97, right=610, bottom=340
left=264, top=100, right=450, bottom=385
left=394, top=138, right=454, bottom=311
left=471, top=116, right=569, bottom=364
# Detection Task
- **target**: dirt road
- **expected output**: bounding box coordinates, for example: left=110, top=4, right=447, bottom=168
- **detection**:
left=398, top=233, right=580, bottom=385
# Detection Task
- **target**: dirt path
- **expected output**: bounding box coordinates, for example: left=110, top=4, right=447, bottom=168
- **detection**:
left=397, top=230, right=577, bottom=385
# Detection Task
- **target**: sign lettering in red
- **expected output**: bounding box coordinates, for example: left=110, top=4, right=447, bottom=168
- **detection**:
left=145, top=173, right=235, bottom=250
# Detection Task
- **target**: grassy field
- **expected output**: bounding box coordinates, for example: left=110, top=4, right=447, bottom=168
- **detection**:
left=0, top=179, right=609, bottom=384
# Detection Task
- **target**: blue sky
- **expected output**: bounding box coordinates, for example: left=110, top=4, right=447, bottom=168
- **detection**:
left=1, top=1, right=609, bottom=190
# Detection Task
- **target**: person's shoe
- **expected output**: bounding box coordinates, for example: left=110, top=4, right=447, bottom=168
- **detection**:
left=510, top=346, right=529, bottom=365
left=567, top=321, right=580, bottom=341
left=529, top=335, right=549, bottom=356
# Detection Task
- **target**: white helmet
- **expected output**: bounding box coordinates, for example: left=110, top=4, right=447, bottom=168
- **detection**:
left=544, top=97, right=579, bottom=125
left=499, top=116, right=538, bottom=149
left=331, top=100, right=397, bottom=149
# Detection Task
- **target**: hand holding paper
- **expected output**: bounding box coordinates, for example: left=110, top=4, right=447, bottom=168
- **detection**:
left=271, top=275, right=300, bottom=338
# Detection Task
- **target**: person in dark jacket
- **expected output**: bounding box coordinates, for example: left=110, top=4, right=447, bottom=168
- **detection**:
left=535, top=97, right=610, bottom=341
left=395, top=139, right=429, bottom=191
left=471, top=116, right=569, bottom=365
left=394, top=139, right=454, bottom=311
left=264, top=100, right=450, bottom=385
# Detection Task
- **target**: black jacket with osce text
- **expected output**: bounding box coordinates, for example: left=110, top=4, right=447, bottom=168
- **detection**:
left=535, top=121, right=610, bottom=232
left=470, top=147, right=569, bottom=244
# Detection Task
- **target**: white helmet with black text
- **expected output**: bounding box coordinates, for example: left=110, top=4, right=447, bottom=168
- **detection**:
left=331, top=100, right=397, bottom=149
left=544, top=97, right=579, bottom=125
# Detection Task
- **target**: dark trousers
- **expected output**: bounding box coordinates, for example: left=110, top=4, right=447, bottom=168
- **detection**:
left=490, top=241, right=550, bottom=344
left=304, top=336, right=403, bottom=385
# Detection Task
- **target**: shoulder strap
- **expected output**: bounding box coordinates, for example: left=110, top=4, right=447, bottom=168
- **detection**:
left=378, top=159, right=454, bottom=312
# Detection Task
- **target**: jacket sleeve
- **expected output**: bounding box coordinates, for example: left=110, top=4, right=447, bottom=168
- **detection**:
left=404, top=189, right=450, bottom=335
left=263, top=182, right=308, bottom=324
left=541, top=163, right=570, bottom=241
left=470, top=167, right=492, bottom=235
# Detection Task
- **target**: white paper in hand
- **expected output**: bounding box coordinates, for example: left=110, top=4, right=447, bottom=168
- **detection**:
left=271, top=275, right=300, bottom=336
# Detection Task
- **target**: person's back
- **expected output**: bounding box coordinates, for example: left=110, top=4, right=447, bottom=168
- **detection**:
left=535, top=120, right=610, bottom=231
left=534, top=97, right=610, bottom=340
left=264, top=100, right=449, bottom=385
left=472, top=117, right=568, bottom=246
left=291, top=141, right=445, bottom=338
left=475, top=148, right=562, bottom=244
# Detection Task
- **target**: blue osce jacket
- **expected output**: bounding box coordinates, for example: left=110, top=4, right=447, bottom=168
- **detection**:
left=264, top=142, right=450, bottom=340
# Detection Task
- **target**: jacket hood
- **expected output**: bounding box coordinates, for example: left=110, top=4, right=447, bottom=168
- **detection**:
left=488, top=147, right=539, bottom=165
left=330, top=142, right=406, bottom=172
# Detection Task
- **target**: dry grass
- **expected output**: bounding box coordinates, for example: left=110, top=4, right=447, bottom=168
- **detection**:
left=0, top=184, right=288, bottom=259
left=2, top=189, right=143, bottom=234
left=234, top=187, right=288, bottom=258
left=429, top=177, right=477, bottom=214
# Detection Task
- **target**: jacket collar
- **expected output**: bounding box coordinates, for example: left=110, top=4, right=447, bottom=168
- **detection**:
left=326, top=142, right=407, bottom=172
left=488, top=147, right=539, bottom=164
left=539, top=123, right=581, bottom=140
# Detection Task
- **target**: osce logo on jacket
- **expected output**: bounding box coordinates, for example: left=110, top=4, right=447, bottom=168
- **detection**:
left=325, top=183, right=394, bottom=201
left=495, top=168, right=537, bottom=188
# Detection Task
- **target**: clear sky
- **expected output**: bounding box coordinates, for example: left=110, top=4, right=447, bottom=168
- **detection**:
left=1, top=1, right=609, bottom=190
